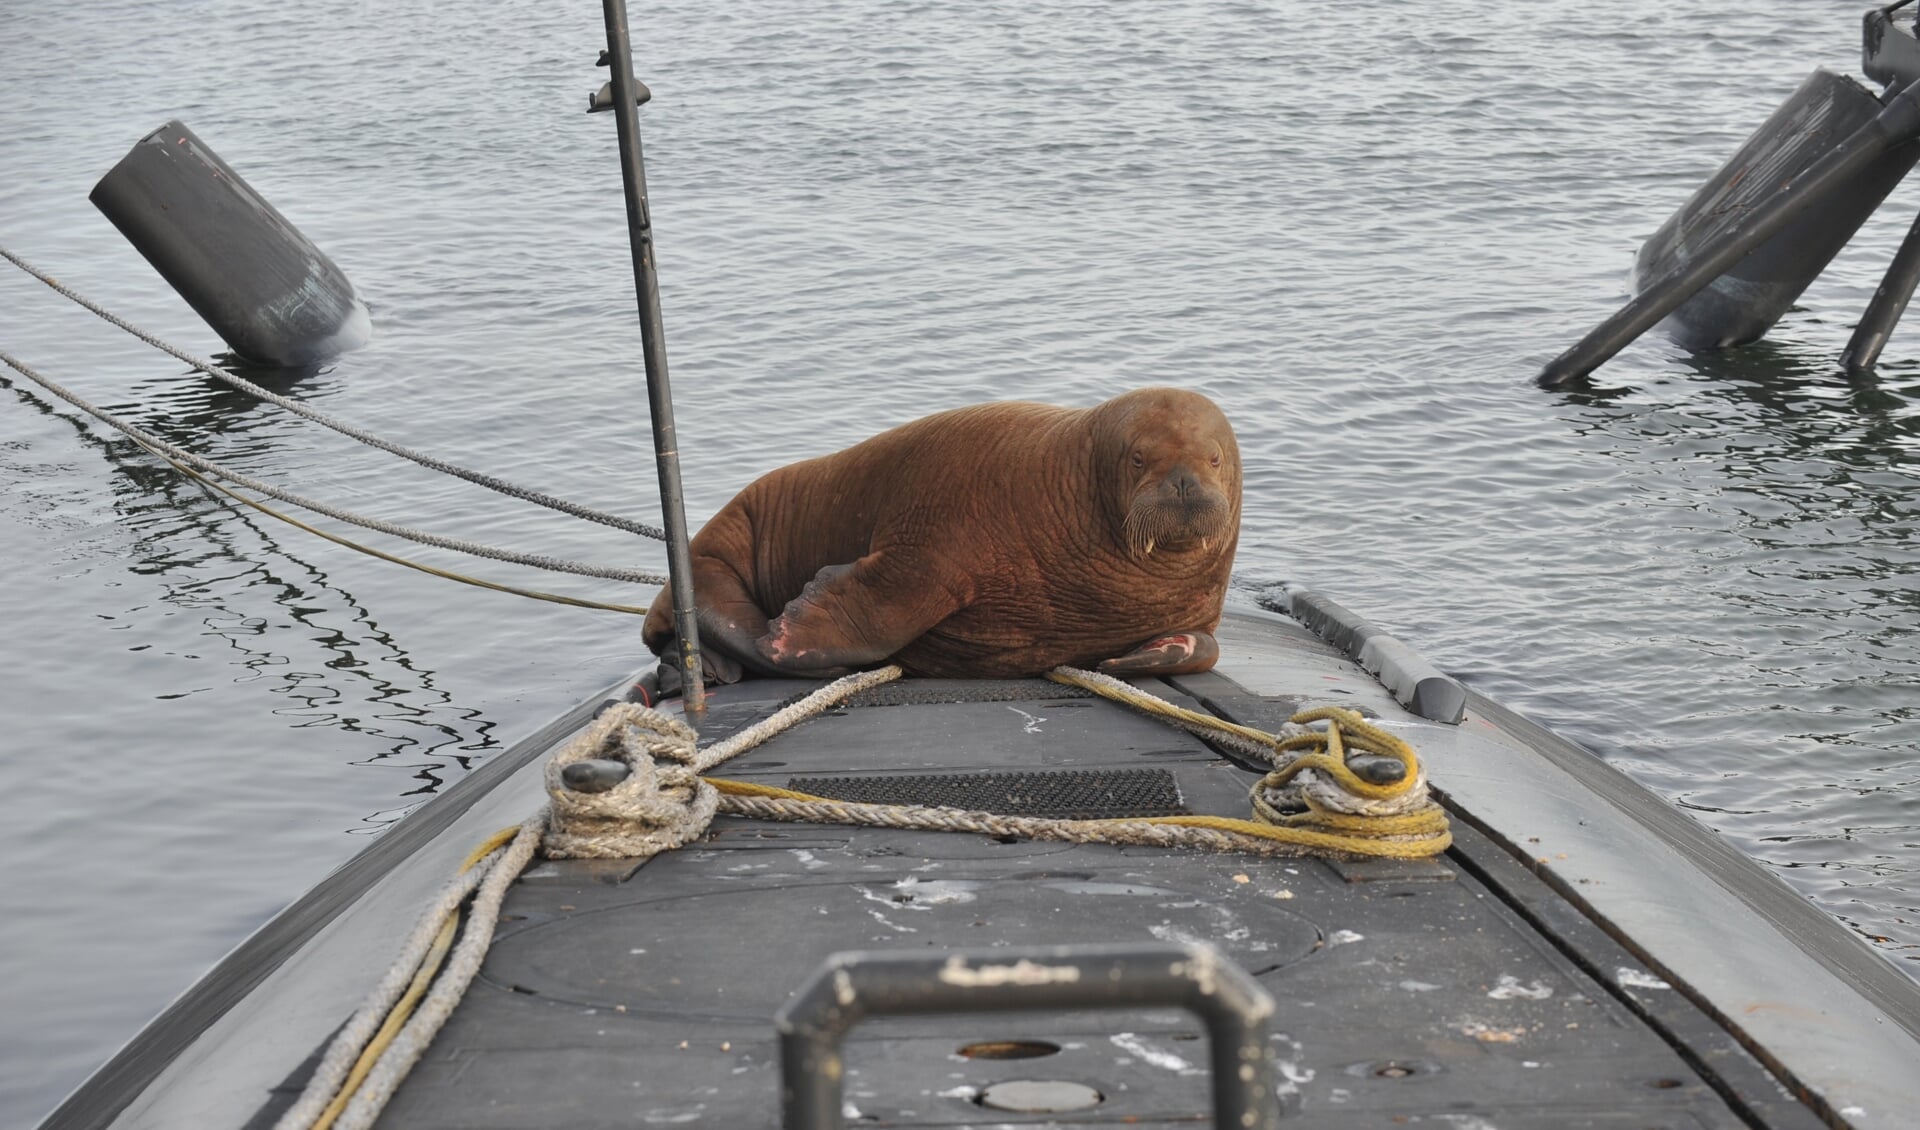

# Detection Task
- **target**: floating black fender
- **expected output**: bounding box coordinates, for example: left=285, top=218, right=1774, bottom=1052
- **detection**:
left=90, top=120, right=370, bottom=367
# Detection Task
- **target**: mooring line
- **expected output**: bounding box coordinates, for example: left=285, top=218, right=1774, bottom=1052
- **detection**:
left=0, top=244, right=669, bottom=542
left=156, top=445, right=655, bottom=614
left=0, top=347, right=668, bottom=589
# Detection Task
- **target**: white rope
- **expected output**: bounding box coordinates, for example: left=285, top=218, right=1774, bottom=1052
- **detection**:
left=691, top=665, right=905, bottom=773
left=542, top=666, right=905, bottom=856
left=269, top=861, right=491, bottom=1130
left=540, top=703, right=717, bottom=859
left=278, top=668, right=905, bottom=1127
left=1, top=244, right=669, bottom=542
left=0, top=348, right=668, bottom=585
left=334, top=814, right=547, bottom=1130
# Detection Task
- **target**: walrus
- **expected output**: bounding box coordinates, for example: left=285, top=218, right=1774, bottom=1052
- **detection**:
left=641, top=386, right=1240, bottom=688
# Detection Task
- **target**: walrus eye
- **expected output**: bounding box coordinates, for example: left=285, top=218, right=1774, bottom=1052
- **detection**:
left=1130, top=451, right=1144, bottom=469
left=1209, top=452, right=1221, bottom=467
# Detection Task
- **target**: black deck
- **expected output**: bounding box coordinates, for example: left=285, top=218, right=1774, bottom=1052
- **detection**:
left=238, top=675, right=1818, bottom=1129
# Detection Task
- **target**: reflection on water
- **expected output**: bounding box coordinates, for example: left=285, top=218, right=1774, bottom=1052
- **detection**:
left=140, top=351, right=334, bottom=434
left=4, top=368, right=498, bottom=819
left=1550, top=339, right=1920, bottom=964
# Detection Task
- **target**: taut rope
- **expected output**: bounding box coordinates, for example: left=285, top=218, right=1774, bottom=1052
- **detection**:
left=0, top=349, right=667, bottom=587
left=1, top=244, right=669, bottom=541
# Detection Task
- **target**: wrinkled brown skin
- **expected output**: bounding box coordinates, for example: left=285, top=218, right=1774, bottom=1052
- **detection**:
left=642, top=387, right=1241, bottom=683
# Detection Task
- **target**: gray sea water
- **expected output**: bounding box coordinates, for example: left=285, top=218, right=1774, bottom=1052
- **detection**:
left=3, top=0, right=1917, bottom=1122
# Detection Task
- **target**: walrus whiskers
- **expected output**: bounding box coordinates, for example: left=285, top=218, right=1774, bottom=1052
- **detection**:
left=1124, top=493, right=1228, bottom=560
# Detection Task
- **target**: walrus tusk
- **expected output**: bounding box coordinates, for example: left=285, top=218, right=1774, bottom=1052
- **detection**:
left=1144, top=538, right=1155, bottom=556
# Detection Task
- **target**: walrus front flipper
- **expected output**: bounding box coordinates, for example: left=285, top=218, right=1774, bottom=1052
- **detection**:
left=1095, top=631, right=1220, bottom=677
left=758, top=556, right=964, bottom=675
left=643, top=535, right=784, bottom=682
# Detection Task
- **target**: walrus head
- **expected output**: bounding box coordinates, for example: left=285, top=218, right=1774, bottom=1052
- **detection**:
left=1093, top=388, right=1241, bottom=560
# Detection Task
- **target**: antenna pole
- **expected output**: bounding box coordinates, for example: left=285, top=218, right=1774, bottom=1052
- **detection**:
left=598, top=0, right=705, bottom=715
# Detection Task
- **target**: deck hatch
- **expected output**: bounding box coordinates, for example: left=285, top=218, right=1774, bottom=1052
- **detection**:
left=785, top=767, right=1186, bottom=820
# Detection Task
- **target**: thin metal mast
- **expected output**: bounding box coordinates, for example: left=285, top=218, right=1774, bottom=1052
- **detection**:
left=597, top=0, right=706, bottom=715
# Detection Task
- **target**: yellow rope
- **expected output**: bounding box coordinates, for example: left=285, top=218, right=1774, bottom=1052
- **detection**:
left=708, top=778, right=826, bottom=803
left=706, top=774, right=1451, bottom=859
left=461, top=825, right=525, bottom=870
left=1046, top=668, right=1284, bottom=750
left=1264, top=709, right=1419, bottom=802
left=310, top=910, right=459, bottom=1130
left=1047, top=671, right=1430, bottom=804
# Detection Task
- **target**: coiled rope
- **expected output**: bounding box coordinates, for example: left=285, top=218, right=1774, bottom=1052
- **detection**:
left=0, top=348, right=667, bottom=588
left=278, top=664, right=1449, bottom=1130
left=1, top=244, right=668, bottom=541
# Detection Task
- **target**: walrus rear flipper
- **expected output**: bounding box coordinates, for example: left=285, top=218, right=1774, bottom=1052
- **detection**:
left=758, top=555, right=964, bottom=675
left=1096, top=631, right=1221, bottom=677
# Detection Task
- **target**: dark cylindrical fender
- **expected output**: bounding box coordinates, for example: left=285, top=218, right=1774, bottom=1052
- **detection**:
left=1636, top=69, right=1920, bottom=351
left=91, top=120, right=371, bottom=367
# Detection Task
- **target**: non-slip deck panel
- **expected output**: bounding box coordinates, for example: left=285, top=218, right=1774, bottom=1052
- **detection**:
left=838, top=677, right=1096, bottom=708
left=786, top=767, right=1187, bottom=820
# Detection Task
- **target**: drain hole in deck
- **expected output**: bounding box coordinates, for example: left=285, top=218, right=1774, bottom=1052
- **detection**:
left=1345, top=1058, right=1440, bottom=1080
left=958, top=1039, right=1061, bottom=1060
left=977, top=1079, right=1102, bottom=1112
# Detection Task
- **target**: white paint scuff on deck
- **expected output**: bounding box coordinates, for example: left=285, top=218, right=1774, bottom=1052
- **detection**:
left=1271, top=1033, right=1315, bottom=1098
left=1110, top=1032, right=1192, bottom=1072
left=1487, top=974, right=1553, bottom=1000
left=864, top=907, right=917, bottom=933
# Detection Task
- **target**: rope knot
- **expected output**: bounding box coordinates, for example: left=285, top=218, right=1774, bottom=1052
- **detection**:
left=1251, top=706, right=1436, bottom=828
left=542, top=702, right=718, bottom=859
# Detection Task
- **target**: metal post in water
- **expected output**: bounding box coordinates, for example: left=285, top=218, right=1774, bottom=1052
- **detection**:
left=1628, top=70, right=1920, bottom=355
left=1536, top=80, right=1920, bottom=389
left=1842, top=205, right=1920, bottom=371
left=598, top=0, right=706, bottom=716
